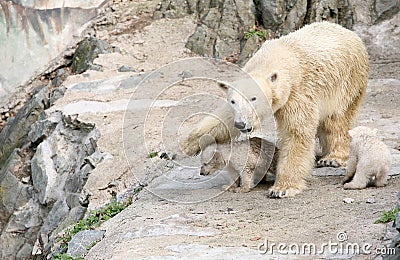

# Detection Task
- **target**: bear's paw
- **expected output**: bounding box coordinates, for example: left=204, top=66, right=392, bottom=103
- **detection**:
left=267, top=186, right=302, bottom=198
left=316, top=158, right=345, bottom=168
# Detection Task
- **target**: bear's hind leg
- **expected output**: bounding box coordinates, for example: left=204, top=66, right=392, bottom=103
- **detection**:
left=316, top=114, right=350, bottom=167
left=317, top=92, right=364, bottom=168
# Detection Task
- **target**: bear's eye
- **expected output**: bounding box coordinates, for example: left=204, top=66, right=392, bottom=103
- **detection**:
left=251, top=97, right=257, bottom=101
left=270, top=73, right=277, bottom=82
left=230, top=100, right=235, bottom=104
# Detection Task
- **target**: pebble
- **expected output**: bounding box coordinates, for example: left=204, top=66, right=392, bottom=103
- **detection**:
left=21, top=176, right=30, bottom=184
left=366, top=197, right=376, bottom=204
left=343, top=198, right=354, bottom=204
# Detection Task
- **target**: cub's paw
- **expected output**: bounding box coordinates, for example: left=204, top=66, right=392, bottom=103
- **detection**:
left=343, top=182, right=365, bottom=190
left=316, top=158, right=344, bottom=168
left=342, top=175, right=353, bottom=184
left=267, top=186, right=302, bottom=198
left=222, top=185, right=238, bottom=192
left=232, top=186, right=251, bottom=193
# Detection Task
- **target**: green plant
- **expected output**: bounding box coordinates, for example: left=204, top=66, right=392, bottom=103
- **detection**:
left=244, top=25, right=268, bottom=41
left=57, top=199, right=132, bottom=250
left=374, top=207, right=399, bottom=224
left=147, top=151, right=158, bottom=158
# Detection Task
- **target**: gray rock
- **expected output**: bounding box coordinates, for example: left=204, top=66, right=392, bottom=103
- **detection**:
left=382, top=235, right=400, bottom=259
left=374, top=0, right=400, bottom=23
left=124, top=224, right=220, bottom=239
left=118, top=73, right=151, bottom=89
left=118, top=65, right=138, bottom=72
left=71, top=37, right=117, bottom=74
left=395, top=212, right=400, bottom=232
left=313, top=167, right=346, bottom=176
left=31, top=140, right=61, bottom=205
left=153, top=0, right=197, bottom=19
left=16, top=243, right=34, bottom=260
left=0, top=105, right=102, bottom=258
left=182, top=0, right=355, bottom=62
left=366, top=197, right=376, bottom=204
left=0, top=151, right=40, bottom=259
left=49, top=86, right=66, bottom=106
left=185, top=0, right=256, bottom=59
left=255, top=0, right=287, bottom=31
left=304, top=0, right=353, bottom=29
left=69, top=75, right=131, bottom=93
left=0, top=150, right=26, bottom=216
left=67, top=230, right=105, bottom=258
left=237, top=35, right=261, bottom=67
left=0, top=85, right=48, bottom=167
left=28, top=113, right=60, bottom=144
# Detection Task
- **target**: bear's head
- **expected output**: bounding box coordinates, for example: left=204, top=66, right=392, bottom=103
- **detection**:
left=218, top=42, right=297, bottom=133
left=218, top=78, right=275, bottom=134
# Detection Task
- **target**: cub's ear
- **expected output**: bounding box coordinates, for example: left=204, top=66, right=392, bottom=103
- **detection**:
left=217, top=81, right=230, bottom=91
left=348, top=129, right=354, bottom=137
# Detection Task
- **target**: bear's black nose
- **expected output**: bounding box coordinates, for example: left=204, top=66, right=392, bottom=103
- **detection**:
left=234, top=121, right=246, bottom=129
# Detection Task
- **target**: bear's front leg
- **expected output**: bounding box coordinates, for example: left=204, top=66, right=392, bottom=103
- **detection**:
left=268, top=130, right=315, bottom=198
left=180, top=104, right=238, bottom=156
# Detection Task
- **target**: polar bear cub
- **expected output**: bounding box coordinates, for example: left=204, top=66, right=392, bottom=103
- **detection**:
left=342, top=126, right=391, bottom=189
left=200, top=137, right=278, bottom=193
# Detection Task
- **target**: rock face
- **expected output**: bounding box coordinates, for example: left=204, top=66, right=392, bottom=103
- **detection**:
left=71, top=37, right=118, bottom=74
left=154, top=0, right=398, bottom=67
left=350, top=0, right=400, bottom=79
left=0, top=85, right=103, bottom=258
left=155, top=0, right=256, bottom=60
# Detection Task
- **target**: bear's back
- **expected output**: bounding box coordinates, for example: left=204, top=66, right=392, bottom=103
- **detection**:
left=281, top=22, right=365, bottom=55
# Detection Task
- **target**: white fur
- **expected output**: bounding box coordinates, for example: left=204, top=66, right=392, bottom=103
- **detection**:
left=343, top=126, right=391, bottom=189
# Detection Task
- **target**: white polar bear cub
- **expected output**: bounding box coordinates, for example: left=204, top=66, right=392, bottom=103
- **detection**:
left=342, top=126, right=391, bottom=189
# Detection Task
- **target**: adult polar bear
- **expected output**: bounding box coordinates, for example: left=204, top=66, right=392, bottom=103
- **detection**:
left=182, top=22, right=369, bottom=198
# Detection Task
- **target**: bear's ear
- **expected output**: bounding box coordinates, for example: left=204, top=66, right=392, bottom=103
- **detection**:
left=217, top=81, right=229, bottom=91
left=269, top=73, right=278, bottom=83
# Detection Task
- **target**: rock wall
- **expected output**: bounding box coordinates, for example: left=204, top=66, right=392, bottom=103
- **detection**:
left=0, top=0, right=107, bottom=107
left=154, top=0, right=399, bottom=69
left=0, top=84, right=104, bottom=258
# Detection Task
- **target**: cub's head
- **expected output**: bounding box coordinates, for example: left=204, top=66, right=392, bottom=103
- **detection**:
left=199, top=145, right=226, bottom=176
left=349, top=126, right=378, bottom=141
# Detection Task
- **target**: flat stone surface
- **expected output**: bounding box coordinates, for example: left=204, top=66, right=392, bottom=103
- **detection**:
left=67, top=230, right=105, bottom=258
